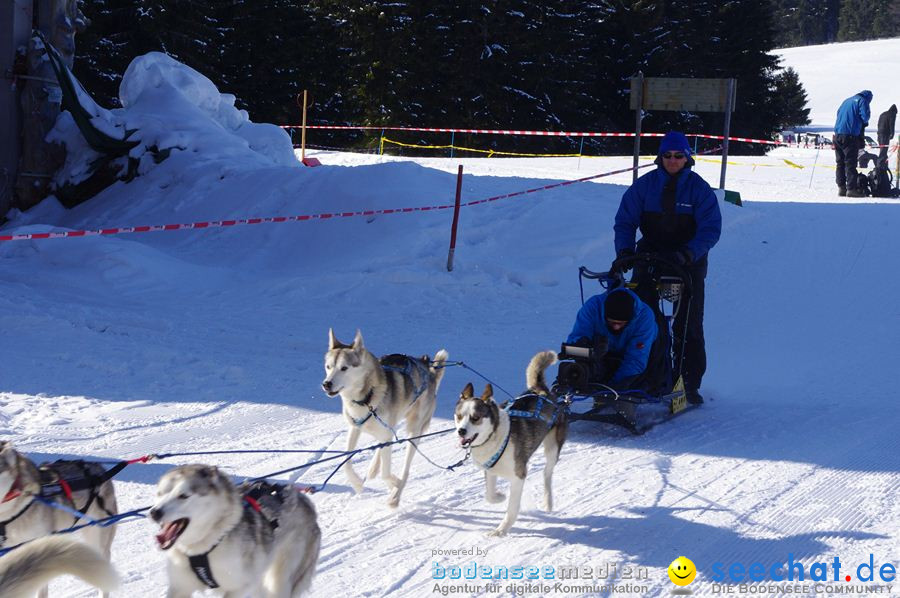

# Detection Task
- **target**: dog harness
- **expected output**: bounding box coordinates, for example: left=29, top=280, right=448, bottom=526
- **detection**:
left=0, top=482, right=35, bottom=546
left=0, top=460, right=123, bottom=546
left=188, top=482, right=286, bottom=589
left=38, top=460, right=121, bottom=525
left=505, top=393, right=562, bottom=427
left=349, top=355, right=432, bottom=427
left=472, top=394, right=561, bottom=470
left=380, top=354, right=431, bottom=397
left=474, top=428, right=510, bottom=470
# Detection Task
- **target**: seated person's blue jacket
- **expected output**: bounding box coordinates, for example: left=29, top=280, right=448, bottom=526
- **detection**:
left=565, top=289, right=657, bottom=383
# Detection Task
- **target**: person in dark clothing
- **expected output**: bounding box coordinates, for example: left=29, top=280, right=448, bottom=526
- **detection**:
left=613, top=131, right=721, bottom=404
left=876, top=104, right=897, bottom=166
left=565, top=288, right=661, bottom=392
left=833, top=90, right=873, bottom=197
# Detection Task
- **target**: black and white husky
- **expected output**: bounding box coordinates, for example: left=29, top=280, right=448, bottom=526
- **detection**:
left=454, top=351, right=567, bottom=536
left=151, top=464, right=321, bottom=598
left=0, top=441, right=118, bottom=597
left=322, top=329, right=448, bottom=507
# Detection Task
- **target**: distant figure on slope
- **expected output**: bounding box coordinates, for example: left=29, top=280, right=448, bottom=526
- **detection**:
left=613, top=131, right=721, bottom=405
left=833, top=90, right=873, bottom=197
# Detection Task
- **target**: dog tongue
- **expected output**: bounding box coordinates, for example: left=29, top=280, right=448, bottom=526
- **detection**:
left=156, top=521, right=181, bottom=548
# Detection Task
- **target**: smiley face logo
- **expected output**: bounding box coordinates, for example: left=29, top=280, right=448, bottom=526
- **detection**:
left=668, top=556, right=696, bottom=586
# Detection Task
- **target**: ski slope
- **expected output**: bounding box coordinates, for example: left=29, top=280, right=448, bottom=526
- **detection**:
left=0, top=41, right=899, bottom=598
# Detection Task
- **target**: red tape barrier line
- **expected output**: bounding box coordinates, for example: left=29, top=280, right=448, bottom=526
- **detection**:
left=285, top=125, right=899, bottom=149
left=0, top=162, right=653, bottom=243
left=283, top=125, right=792, bottom=146
left=283, top=125, right=663, bottom=138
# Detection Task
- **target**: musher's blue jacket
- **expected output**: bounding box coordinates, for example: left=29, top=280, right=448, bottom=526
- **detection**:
left=566, top=289, right=657, bottom=383
left=614, top=164, right=721, bottom=261
left=834, top=90, right=872, bottom=136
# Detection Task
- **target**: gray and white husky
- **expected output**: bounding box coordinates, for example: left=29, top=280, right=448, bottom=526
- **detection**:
left=0, top=536, right=119, bottom=598
left=322, top=329, right=448, bottom=507
left=151, top=465, right=321, bottom=598
left=0, top=441, right=118, bottom=598
left=454, top=351, right=568, bottom=536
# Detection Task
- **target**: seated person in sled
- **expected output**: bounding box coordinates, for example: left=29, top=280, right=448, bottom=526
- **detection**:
left=560, top=287, right=668, bottom=395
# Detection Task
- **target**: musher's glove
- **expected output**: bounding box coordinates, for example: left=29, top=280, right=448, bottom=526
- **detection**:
left=675, top=248, right=694, bottom=265
left=612, top=248, right=636, bottom=273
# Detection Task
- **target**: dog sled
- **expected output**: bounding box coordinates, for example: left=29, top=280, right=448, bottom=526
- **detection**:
left=554, top=253, right=700, bottom=434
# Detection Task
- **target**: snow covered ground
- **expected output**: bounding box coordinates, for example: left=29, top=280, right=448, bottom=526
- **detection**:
left=0, top=40, right=899, bottom=598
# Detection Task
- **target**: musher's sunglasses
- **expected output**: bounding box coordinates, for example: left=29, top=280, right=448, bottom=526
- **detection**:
left=662, top=152, right=686, bottom=160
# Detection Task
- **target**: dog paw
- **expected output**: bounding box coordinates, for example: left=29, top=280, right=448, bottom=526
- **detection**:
left=347, top=474, right=365, bottom=494
left=387, top=489, right=402, bottom=508
left=486, top=528, right=508, bottom=537
left=486, top=493, right=506, bottom=504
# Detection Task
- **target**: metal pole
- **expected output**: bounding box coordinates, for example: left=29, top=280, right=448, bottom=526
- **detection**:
left=577, top=136, right=585, bottom=170
left=719, top=78, right=736, bottom=189
left=446, top=165, right=463, bottom=272
left=450, top=132, right=455, bottom=158
left=633, top=73, right=643, bottom=183
left=300, top=90, right=308, bottom=161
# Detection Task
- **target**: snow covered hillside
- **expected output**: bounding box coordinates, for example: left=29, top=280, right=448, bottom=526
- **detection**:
left=775, top=37, right=900, bottom=133
left=0, top=39, right=898, bottom=598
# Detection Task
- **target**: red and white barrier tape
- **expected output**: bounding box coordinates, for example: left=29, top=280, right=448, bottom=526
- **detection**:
left=0, top=163, right=656, bottom=243
left=283, top=125, right=665, bottom=138
left=286, top=124, right=900, bottom=150
left=283, top=125, right=792, bottom=146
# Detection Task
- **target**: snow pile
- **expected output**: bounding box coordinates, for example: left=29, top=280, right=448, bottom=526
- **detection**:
left=48, top=51, right=297, bottom=191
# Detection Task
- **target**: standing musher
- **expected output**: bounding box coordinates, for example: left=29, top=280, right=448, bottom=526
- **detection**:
left=613, top=131, right=721, bottom=405
left=833, top=90, right=873, bottom=197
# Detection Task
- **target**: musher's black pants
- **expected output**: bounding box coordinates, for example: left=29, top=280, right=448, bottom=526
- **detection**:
left=834, top=134, right=862, bottom=191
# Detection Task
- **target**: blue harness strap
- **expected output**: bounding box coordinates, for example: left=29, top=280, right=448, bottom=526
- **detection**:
left=475, top=430, right=510, bottom=470
left=381, top=354, right=430, bottom=398
left=350, top=355, right=431, bottom=429
left=505, top=394, right=561, bottom=427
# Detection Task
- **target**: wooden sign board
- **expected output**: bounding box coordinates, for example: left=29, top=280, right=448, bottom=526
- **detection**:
left=630, top=77, right=736, bottom=112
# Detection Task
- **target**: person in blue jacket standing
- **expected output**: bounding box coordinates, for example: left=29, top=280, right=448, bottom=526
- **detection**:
left=833, top=90, right=873, bottom=197
left=613, top=131, right=721, bottom=404
left=566, top=288, right=660, bottom=391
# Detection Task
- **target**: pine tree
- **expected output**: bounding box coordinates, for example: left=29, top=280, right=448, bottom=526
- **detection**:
left=770, top=67, right=811, bottom=129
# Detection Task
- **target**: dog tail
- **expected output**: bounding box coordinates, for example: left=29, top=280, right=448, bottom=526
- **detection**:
left=430, top=349, right=450, bottom=392
left=526, top=350, right=558, bottom=396
left=289, top=494, right=322, bottom=596
left=0, top=536, right=119, bottom=597
left=291, top=525, right=321, bottom=595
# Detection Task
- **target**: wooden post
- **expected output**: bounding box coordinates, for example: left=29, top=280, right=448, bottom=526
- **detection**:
left=300, top=89, right=308, bottom=161
left=632, top=72, right=644, bottom=183
left=719, top=78, right=736, bottom=189
left=895, top=134, right=900, bottom=190
left=446, top=165, right=464, bottom=272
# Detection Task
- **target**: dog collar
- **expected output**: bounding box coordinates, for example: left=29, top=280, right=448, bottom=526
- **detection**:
left=474, top=429, right=510, bottom=470
left=352, top=388, right=375, bottom=406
